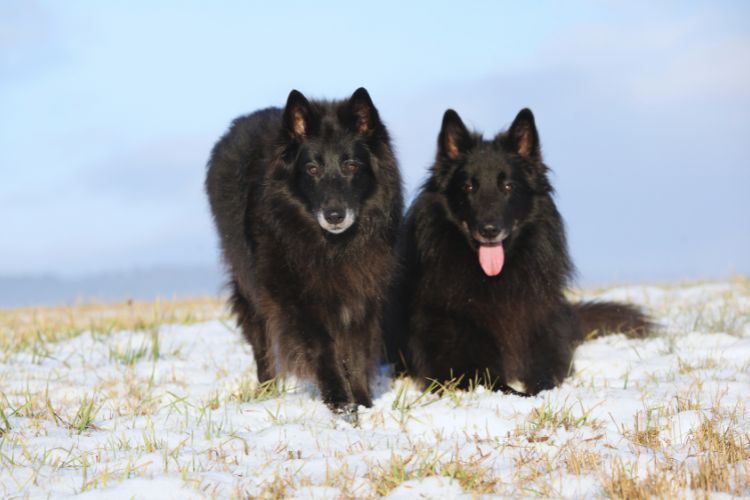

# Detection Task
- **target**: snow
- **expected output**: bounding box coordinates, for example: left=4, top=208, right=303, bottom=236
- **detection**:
left=386, top=477, right=467, bottom=499
left=1, top=281, right=749, bottom=497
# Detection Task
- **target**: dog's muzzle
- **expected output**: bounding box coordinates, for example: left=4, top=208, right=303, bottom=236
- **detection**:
left=317, top=209, right=356, bottom=234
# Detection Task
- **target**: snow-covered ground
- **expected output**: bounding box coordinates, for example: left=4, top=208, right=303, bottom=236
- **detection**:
left=1, top=280, right=749, bottom=498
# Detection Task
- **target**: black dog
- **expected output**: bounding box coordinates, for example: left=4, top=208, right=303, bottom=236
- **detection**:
left=206, top=88, right=403, bottom=413
left=387, top=108, right=650, bottom=395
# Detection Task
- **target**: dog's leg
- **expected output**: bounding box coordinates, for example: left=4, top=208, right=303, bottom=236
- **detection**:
left=245, top=315, right=274, bottom=383
left=310, top=338, right=356, bottom=413
left=283, top=315, right=354, bottom=413
left=230, top=285, right=274, bottom=383
left=342, top=317, right=378, bottom=408
left=523, top=310, right=576, bottom=395
left=268, top=299, right=355, bottom=414
left=409, top=309, right=504, bottom=391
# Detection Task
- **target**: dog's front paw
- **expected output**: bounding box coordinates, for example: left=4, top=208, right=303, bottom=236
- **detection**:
left=330, top=402, right=359, bottom=425
left=353, top=390, right=373, bottom=409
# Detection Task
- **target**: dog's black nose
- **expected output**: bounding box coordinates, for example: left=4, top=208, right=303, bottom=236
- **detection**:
left=478, top=224, right=501, bottom=239
left=323, top=208, right=346, bottom=225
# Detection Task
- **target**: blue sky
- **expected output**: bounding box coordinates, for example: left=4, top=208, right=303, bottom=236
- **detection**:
left=1, top=1, right=748, bottom=285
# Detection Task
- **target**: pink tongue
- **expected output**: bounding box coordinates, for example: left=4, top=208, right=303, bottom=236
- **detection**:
left=478, top=244, right=505, bottom=276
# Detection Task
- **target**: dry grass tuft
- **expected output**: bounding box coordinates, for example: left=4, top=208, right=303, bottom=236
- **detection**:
left=688, top=418, right=750, bottom=494
left=367, top=451, right=499, bottom=496
left=602, top=419, right=750, bottom=499
left=1, top=280, right=749, bottom=497
left=563, top=446, right=601, bottom=476
left=601, top=459, right=684, bottom=500
left=0, top=297, right=227, bottom=353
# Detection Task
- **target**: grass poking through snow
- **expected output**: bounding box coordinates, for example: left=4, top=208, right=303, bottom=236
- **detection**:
left=0, top=278, right=749, bottom=497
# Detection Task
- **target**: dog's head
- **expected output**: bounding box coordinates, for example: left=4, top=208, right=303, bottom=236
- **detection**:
left=277, top=88, right=385, bottom=235
left=432, top=108, right=551, bottom=276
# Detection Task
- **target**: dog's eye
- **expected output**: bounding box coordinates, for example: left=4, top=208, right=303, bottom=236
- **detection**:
left=342, top=160, right=360, bottom=174
left=306, top=163, right=320, bottom=177
left=502, top=181, right=514, bottom=194
left=464, top=182, right=475, bottom=194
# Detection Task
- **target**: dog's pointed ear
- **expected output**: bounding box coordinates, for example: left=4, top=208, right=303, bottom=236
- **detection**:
left=283, top=89, right=312, bottom=140
left=345, top=87, right=381, bottom=136
left=506, top=108, right=540, bottom=159
left=438, top=109, right=471, bottom=160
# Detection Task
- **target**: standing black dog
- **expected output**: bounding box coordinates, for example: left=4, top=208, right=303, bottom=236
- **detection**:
left=206, top=88, right=403, bottom=413
left=388, top=108, right=650, bottom=395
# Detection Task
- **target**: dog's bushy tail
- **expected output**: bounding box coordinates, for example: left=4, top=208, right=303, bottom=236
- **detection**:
left=573, top=301, right=655, bottom=341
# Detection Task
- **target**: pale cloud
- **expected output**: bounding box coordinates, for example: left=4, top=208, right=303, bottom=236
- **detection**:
left=77, top=135, right=213, bottom=200
left=1, top=2, right=748, bottom=284
left=0, top=1, right=66, bottom=79
left=629, top=35, right=750, bottom=103
left=525, top=7, right=750, bottom=105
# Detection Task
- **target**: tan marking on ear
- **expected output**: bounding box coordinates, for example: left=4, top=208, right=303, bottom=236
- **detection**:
left=354, top=105, right=371, bottom=135
left=445, top=135, right=459, bottom=160
left=292, top=109, right=306, bottom=137
left=516, top=125, right=531, bottom=157
left=356, top=115, right=369, bottom=135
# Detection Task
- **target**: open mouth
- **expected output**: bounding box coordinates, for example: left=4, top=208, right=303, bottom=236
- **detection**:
left=477, top=242, right=504, bottom=276
left=472, top=230, right=509, bottom=277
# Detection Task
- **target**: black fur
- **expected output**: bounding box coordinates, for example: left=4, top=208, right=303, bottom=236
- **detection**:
left=387, top=108, right=651, bottom=394
left=206, top=88, right=403, bottom=413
